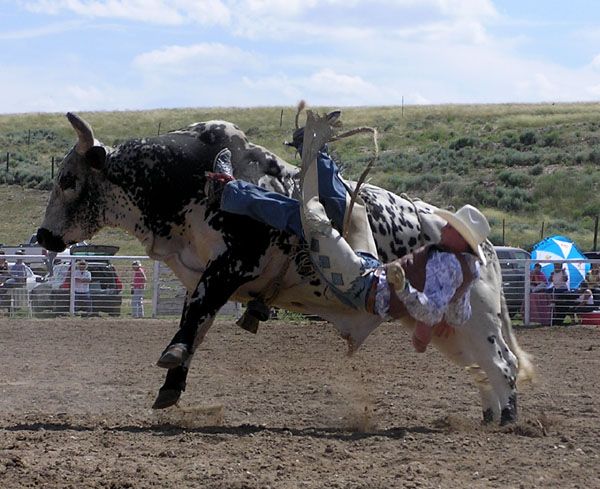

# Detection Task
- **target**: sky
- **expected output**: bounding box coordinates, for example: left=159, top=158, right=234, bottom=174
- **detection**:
left=1, top=0, right=600, bottom=113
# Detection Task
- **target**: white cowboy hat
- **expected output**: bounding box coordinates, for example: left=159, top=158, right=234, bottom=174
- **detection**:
left=434, top=204, right=490, bottom=265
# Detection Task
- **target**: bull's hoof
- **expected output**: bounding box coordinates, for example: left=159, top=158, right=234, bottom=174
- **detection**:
left=152, top=389, right=181, bottom=409
left=156, top=343, right=189, bottom=369
left=500, top=394, right=518, bottom=426
left=236, top=313, right=260, bottom=334
left=482, top=408, right=495, bottom=425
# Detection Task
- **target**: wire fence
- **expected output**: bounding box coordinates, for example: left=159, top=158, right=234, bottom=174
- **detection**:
left=0, top=254, right=241, bottom=319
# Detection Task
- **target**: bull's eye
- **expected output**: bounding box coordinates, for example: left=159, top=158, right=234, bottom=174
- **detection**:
left=59, top=173, right=77, bottom=191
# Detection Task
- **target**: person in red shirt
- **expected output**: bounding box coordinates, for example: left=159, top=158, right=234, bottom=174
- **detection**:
left=131, top=261, right=146, bottom=318
left=531, top=263, right=548, bottom=292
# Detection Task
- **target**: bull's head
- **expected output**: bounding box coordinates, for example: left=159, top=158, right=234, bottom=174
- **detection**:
left=37, top=113, right=109, bottom=252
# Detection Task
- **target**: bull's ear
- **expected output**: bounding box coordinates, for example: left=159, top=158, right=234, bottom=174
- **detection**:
left=85, top=146, right=106, bottom=171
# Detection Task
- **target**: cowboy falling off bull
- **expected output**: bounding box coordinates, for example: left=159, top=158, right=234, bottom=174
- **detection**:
left=158, top=110, right=490, bottom=368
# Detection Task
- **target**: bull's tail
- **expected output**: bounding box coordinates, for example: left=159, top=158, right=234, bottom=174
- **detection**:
left=499, top=288, right=536, bottom=386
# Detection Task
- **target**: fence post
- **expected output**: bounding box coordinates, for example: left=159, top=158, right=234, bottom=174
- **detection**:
left=152, top=260, right=160, bottom=318
left=279, top=109, right=283, bottom=127
left=6, top=152, right=9, bottom=172
left=594, top=216, right=599, bottom=251
left=51, top=156, right=55, bottom=179
left=502, top=218, right=505, bottom=245
left=69, top=257, right=76, bottom=316
left=157, top=122, right=161, bottom=136
left=524, top=259, right=531, bottom=325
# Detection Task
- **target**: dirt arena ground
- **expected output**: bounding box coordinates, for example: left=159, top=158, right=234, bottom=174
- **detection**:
left=0, top=316, right=599, bottom=489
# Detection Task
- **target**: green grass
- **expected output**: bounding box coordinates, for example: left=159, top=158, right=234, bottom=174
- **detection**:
left=1, top=102, right=599, bottom=252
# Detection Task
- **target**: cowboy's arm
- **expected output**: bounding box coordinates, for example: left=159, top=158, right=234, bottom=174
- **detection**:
left=398, top=252, right=463, bottom=326
left=444, top=257, right=480, bottom=326
left=444, top=289, right=472, bottom=325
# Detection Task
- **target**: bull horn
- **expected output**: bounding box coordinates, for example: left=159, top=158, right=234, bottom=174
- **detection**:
left=67, top=112, right=94, bottom=155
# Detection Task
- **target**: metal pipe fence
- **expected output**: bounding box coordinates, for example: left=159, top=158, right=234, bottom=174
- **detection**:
left=3, top=253, right=600, bottom=326
left=500, top=257, right=600, bottom=326
left=0, top=254, right=241, bottom=319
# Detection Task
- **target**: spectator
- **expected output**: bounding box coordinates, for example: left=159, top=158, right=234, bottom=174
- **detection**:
left=530, top=263, right=548, bottom=292
left=7, top=250, right=31, bottom=288
left=0, top=251, right=10, bottom=313
left=73, top=259, right=92, bottom=315
left=586, top=263, right=600, bottom=288
left=550, top=262, right=570, bottom=325
left=50, top=258, right=71, bottom=314
left=131, top=260, right=146, bottom=318
left=550, top=262, right=569, bottom=291
left=573, top=281, right=595, bottom=316
left=50, top=258, right=70, bottom=289
left=586, top=263, right=600, bottom=286
left=0, top=250, right=9, bottom=282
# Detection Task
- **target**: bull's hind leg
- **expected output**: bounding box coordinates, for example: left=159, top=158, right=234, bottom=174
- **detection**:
left=462, top=312, right=519, bottom=425
left=432, top=316, right=518, bottom=424
left=431, top=333, right=502, bottom=422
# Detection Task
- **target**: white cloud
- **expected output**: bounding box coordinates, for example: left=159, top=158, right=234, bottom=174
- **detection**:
left=408, top=92, right=432, bottom=105
left=241, top=69, right=403, bottom=106
left=0, top=19, right=84, bottom=39
left=590, top=54, right=600, bottom=71
left=392, top=19, right=489, bottom=44
left=133, top=43, right=263, bottom=76
left=308, top=69, right=377, bottom=98
left=22, top=0, right=230, bottom=25
left=3, top=0, right=600, bottom=112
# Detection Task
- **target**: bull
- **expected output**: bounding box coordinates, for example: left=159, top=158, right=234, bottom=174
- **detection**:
left=37, top=112, right=533, bottom=425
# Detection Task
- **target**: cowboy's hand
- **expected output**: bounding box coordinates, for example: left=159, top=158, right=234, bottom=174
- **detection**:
left=412, top=321, right=432, bottom=353
left=386, top=261, right=405, bottom=291
left=432, top=320, right=456, bottom=339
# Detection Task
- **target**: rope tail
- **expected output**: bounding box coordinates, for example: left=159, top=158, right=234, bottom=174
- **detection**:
left=339, top=127, right=380, bottom=240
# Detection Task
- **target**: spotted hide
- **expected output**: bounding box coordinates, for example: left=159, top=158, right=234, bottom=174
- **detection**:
left=38, top=113, right=533, bottom=426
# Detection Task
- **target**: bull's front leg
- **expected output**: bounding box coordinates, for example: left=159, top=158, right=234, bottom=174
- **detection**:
left=152, top=252, right=257, bottom=409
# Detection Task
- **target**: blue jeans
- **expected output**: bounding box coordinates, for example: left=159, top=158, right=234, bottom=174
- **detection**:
left=221, top=151, right=348, bottom=240
left=75, top=292, right=91, bottom=314
left=220, top=150, right=380, bottom=311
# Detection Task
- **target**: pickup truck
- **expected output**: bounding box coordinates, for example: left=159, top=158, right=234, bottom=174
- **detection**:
left=0, top=234, right=53, bottom=275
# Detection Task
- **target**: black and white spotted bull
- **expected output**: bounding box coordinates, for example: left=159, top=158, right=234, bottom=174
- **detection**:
left=37, top=113, right=534, bottom=425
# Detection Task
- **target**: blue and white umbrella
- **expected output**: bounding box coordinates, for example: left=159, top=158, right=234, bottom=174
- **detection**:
left=531, top=235, right=590, bottom=290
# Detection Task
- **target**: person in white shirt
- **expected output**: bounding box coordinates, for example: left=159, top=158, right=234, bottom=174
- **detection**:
left=573, top=281, right=595, bottom=316
left=50, top=258, right=71, bottom=313
left=73, top=260, right=92, bottom=314
left=50, top=259, right=70, bottom=289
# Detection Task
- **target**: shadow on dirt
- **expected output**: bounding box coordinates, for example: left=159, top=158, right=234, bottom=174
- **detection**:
left=3, top=420, right=441, bottom=441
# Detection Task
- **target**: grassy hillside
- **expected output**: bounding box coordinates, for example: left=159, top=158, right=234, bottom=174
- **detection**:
left=1, top=103, right=599, bottom=252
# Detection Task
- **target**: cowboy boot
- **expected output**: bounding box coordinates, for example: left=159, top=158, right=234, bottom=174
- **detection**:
left=299, top=112, right=371, bottom=294
left=206, top=148, right=235, bottom=205
left=285, top=110, right=341, bottom=156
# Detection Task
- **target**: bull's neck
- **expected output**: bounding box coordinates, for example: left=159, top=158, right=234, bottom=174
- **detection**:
left=102, top=184, right=156, bottom=253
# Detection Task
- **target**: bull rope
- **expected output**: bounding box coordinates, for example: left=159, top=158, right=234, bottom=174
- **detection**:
left=335, top=127, right=379, bottom=240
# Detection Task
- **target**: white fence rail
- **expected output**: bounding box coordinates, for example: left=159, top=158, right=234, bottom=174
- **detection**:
left=0, top=254, right=241, bottom=319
